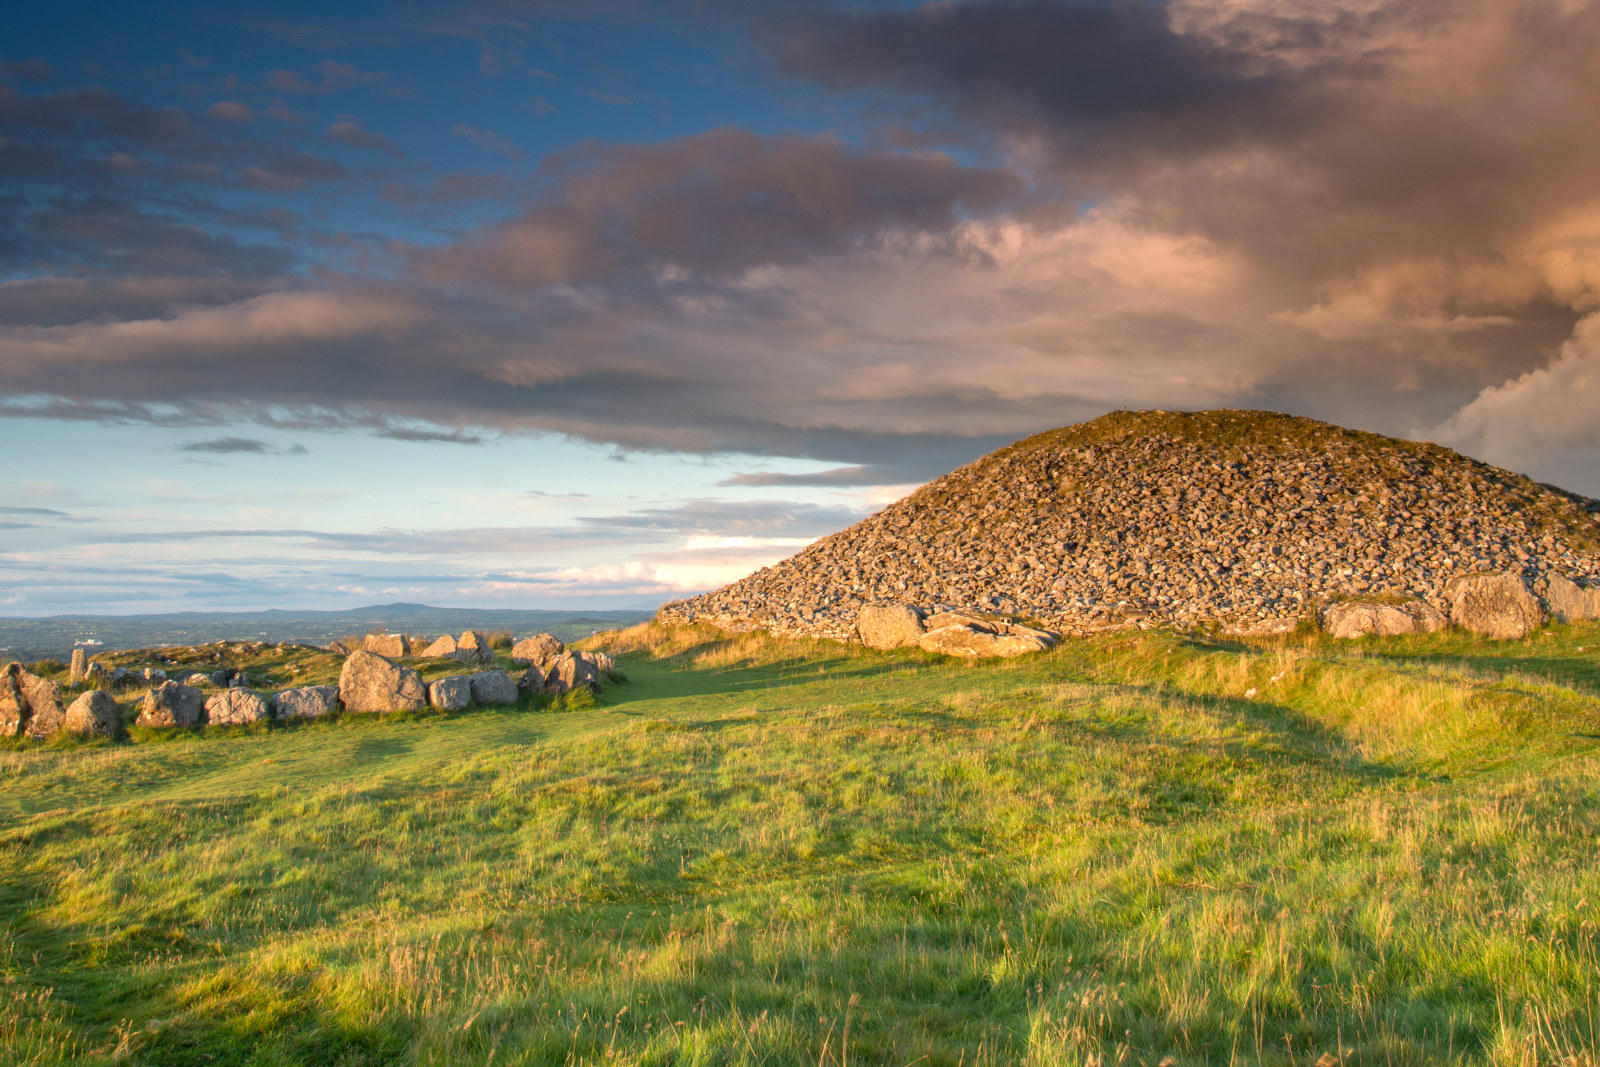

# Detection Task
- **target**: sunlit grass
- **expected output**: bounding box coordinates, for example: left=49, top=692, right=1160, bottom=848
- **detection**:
left=1, top=621, right=1599, bottom=1064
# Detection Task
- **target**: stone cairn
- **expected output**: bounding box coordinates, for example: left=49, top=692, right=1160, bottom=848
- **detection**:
left=661, top=409, right=1600, bottom=655
left=2, top=629, right=617, bottom=741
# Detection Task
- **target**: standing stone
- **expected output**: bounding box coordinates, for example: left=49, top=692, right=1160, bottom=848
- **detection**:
left=137, top=681, right=205, bottom=728
left=338, top=650, right=427, bottom=713
left=142, top=668, right=168, bottom=683
left=468, top=670, right=517, bottom=706
left=421, top=635, right=458, bottom=658
left=364, top=633, right=412, bottom=658
left=65, top=689, right=120, bottom=738
left=1322, top=599, right=1447, bottom=639
left=274, top=685, right=341, bottom=719
left=510, top=633, right=564, bottom=664
left=1447, top=573, right=1544, bottom=639
left=455, top=631, right=496, bottom=664
left=427, top=675, right=471, bottom=711
left=205, top=688, right=271, bottom=726
left=69, top=648, right=88, bottom=684
left=0, top=663, right=26, bottom=737
left=856, top=603, right=927, bottom=649
left=19, top=673, right=66, bottom=740
left=1547, top=574, right=1600, bottom=624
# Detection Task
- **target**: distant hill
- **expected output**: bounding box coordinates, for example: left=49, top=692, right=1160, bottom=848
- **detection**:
left=0, top=603, right=653, bottom=662
left=664, top=409, right=1600, bottom=639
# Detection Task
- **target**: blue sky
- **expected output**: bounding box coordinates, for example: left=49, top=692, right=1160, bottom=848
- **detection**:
left=5, top=0, right=1600, bottom=614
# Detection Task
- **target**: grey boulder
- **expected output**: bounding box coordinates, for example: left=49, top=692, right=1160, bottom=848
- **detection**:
left=1547, top=574, right=1600, bottom=624
left=856, top=603, right=927, bottom=649
left=137, top=681, right=205, bottom=728
left=274, top=685, right=341, bottom=719
left=364, top=633, right=412, bottom=658
left=510, top=633, right=564, bottom=665
left=206, top=688, right=271, bottom=726
left=1447, top=573, right=1543, bottom=639
left=338, top=650, right=427, bottom=713
left=468, top=670, right=518, bottom=706
left=428, top=675, right=472, bottom=711
left=1322, top=599, right=1446, bottom=639
left=65, top=689, right=120, bottom=738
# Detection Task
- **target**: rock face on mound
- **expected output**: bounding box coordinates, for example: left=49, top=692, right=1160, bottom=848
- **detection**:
left=661, top=410, right=1600, bottom=639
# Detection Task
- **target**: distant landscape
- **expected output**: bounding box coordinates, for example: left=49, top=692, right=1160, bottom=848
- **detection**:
left=0, top=603, right=655, bottom=662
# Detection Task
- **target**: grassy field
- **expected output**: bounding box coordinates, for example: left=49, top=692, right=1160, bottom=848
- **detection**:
left=2, top=622, right=1600, bottom=1066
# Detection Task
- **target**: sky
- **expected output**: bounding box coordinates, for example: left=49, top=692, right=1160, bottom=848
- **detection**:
left=4, top=0, right=1600, bottom=615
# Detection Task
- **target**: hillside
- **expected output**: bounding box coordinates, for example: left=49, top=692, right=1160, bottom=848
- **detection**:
left=663, top=409, right=1600, bottom=639
left=0, top=605, right=651, bottom=663
left=4, top=621, right=1600, bottom=1064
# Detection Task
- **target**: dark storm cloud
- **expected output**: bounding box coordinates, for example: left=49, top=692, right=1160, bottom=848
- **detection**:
left=765, top=0, right=1327, bottom=165
left=427, top=127, right=1021, bottom=285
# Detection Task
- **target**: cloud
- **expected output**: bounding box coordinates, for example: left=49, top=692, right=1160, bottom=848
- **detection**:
left=322, top=118, right=400, bottom=155
left=0, top=506, right=68, bottom=516
left=178, top=436, right=273, bottom=453
left=450, top=124, right=525, bottom=160
left=263, top=60, right=388, bottom=95
left=206, top=100, right=253, bottom=122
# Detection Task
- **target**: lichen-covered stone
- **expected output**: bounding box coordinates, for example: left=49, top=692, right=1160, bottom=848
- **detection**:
left=1322, top=599, right=1446, bottom=639
left=65, top=690, right=120, bottom=737
left=1447, top=573, right=1544, bottom=639
left=428, top=675, right=471, bottom=710
left=338, top=650, right=426, bottom=713
left=137, top=681, right=204, bottom=728
left=510, top=633, right=564, bottom=664
left=364, top=633, right=411, bottom=658
left=856, top=603, right=926, bottom=649
left=1547, top=574, right=1600, bottom=624
left=274, top=685, right=340, bottom=719
left=205, top=688, right=271, bottom=725
left=468, top=670, right=517, bottom=706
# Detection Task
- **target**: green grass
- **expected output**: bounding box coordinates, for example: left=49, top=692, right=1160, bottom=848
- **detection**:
left=3, top=621, right=1600, bottom=1065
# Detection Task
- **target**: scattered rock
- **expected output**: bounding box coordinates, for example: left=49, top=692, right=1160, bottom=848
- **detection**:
left=205, top=688, right=271, bottom=726
left=338, top=650, right=427, bottom=713
left=511, top=633, right=565, bottom=664
left=326, top=640, right=351, bottom=654
left=273, top=685, right=340, bottom=719
left=182, top=672, right=212, bottom=686
left=421, top=635, right=458, bottom=658
left=364, top=633, right=412, bottom=658
left=1322, top=599, right=1446, bottom=639
left=142, top=668, right=167, bottom=683
left=468, top=670, right=517, bottom=706
left=65, top=689, right=119, bottom=737
left=659, top=409, right=1600, bottom=641
left=856, top=603, right=927, bottom=649
left=1547, top=573, right=1600, bottom=623
left=137, top=681, right=205, bottom=728
left=428, top=675, right=471, bottom=711
left=210, top=669, right=231, bottom=687
left=1448, top=573, right=1544, bottom=639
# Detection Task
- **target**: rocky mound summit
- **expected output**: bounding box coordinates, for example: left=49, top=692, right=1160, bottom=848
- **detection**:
left=660, top=410, right=1600, bottom=641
